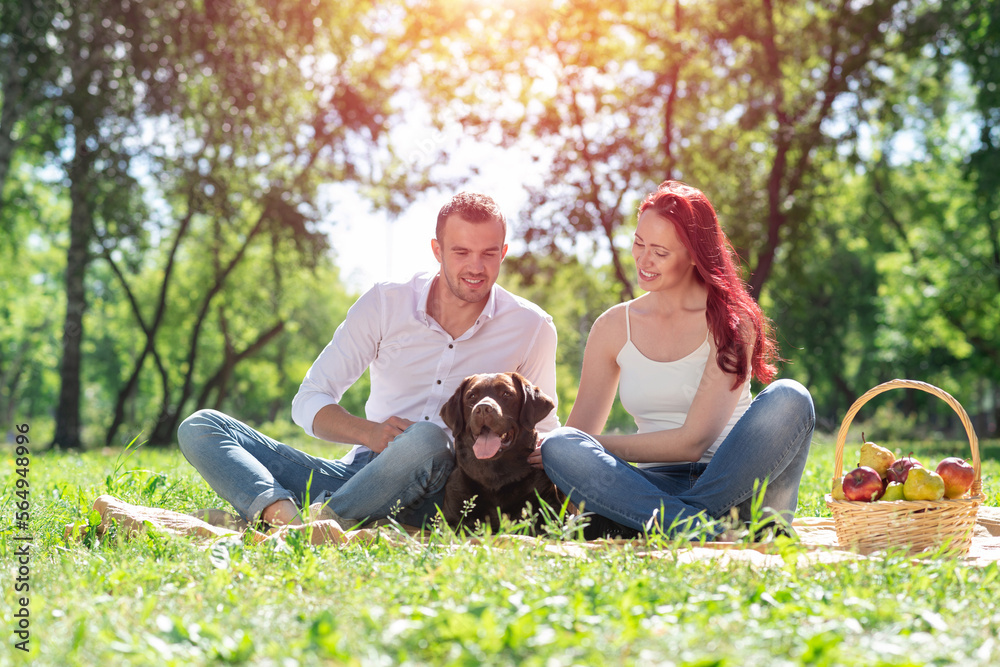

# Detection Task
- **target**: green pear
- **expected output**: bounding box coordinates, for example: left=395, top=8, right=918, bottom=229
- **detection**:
left=858, top=439, right=895, bottom=478
left=881, top=482, right=905, bottom=501
left=831, top=475, right=847, bottom=500
left=902, top=467, right=945, bottom=501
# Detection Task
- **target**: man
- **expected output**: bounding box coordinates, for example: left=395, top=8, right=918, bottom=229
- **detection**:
left=177, top=192, right=559, bottom=529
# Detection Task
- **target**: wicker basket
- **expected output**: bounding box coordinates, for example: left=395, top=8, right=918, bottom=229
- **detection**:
left=825, top=379, right=983, bottom=556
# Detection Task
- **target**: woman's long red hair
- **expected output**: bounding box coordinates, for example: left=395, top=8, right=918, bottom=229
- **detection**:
left=638, top=180, right=778, bottom=388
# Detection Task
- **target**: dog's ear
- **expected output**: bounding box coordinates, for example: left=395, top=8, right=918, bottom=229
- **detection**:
left=512, top=372, right=555, bottom=430
left=440, top=377, right=469, bottom=435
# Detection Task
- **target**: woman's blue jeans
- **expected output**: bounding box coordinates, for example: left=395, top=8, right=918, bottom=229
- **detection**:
left=177, top=410, right=454, bottom=526
left=540, top=379, right=815, bottom=535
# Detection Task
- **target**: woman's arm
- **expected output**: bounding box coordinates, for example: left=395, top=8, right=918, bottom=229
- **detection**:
left=565, top=306, right=626, bottom=434
left=596, top=337, right=744, bottom=463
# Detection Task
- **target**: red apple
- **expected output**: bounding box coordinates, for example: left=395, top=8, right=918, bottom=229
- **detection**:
left=885, top=456, right=922, bottom=485
left=842, top=466, right=884, bottom=502
left=935, top=457, right=975, bottom=499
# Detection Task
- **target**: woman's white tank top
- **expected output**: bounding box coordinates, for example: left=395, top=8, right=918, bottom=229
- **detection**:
left=615, top=301, right=752, bottom=467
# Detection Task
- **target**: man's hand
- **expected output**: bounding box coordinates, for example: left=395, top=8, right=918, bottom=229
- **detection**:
left=527, top=432, right=544, bottom=469
left=366, top=416, right=415, bottom=453
left=311, top=404, right=417, bottom=451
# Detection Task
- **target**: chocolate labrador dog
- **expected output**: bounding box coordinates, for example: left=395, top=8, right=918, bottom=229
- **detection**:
left=440, top=372, right=562, bottom=532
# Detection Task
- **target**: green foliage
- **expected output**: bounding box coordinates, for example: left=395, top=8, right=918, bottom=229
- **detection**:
left=1, top=0, right=431, bottom=447
left=4, top=0, right=1000, bottom=449
left=0, top=186, right=64, bottom=438
left=396, top=0, right=999, bottom=438
left=409, top=0, right=950, bottom=293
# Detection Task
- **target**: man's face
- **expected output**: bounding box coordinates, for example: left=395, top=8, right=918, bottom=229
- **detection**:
left=432, top=214, right=508, bottom=304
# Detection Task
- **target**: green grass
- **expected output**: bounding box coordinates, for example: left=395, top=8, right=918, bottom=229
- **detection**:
left=2, top=432, right=999, bottom=666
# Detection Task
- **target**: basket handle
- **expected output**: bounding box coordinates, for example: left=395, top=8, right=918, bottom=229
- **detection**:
left=832, top=379, right=982, bottom=496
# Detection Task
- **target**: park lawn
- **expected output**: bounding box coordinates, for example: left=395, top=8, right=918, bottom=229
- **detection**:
left=2, top=433, right=999, bottom=666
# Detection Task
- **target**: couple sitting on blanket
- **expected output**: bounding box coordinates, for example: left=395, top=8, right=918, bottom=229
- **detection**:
left=177, top=183, right=815, bottom=540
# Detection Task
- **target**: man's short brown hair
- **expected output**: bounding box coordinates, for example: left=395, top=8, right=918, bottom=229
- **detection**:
left=435, top=192, right=507, bottom=241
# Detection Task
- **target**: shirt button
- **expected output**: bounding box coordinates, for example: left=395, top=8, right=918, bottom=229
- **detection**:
left=448, top=344, right=454, bottom=349
left=424, top=416, right=430, bottom=420
left=436, top=380, right=442, bottom=384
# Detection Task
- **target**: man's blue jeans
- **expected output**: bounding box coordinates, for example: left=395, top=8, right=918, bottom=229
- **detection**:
left=540, top=379, right=815, bottom=535
left=177, top=410, right=454, bottom=526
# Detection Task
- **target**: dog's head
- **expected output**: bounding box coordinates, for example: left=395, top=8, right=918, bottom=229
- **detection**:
left=440, top=372, right=555, bottom=460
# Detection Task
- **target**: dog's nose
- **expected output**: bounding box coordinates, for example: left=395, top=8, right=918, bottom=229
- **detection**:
left=472, top=397, right=501, bottom=418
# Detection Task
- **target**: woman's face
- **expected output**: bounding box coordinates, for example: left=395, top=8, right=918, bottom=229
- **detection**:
left=631, top=210, right=696, bottom=291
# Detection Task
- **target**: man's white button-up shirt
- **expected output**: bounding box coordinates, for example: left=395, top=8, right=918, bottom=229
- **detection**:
left=292, top=273, right=559, bottom=460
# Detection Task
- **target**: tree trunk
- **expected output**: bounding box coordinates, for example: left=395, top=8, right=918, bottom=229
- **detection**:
left=659, top=0, right=684, bottom=181
left=195, top=319, right=286, bottom=410
left=149, top=205, right=272, bottom=445
left=600, top=215, right=635, bottom=302
left=51, top=133, right=92, bottom=450
left=749, top=149, right=787, bottom=300
left=103, top=207, right=194, bottom=446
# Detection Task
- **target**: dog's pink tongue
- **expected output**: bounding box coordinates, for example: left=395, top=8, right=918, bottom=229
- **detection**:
left=473, top=431, right=503, bottom=459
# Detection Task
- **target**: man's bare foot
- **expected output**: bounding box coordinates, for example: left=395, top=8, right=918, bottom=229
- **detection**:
left=261, top=499, right=304, bottom=527
left=306, top=501, right=354, bottom=528
left=268, top=520, right=350, bottom=545
left=261, top=498, right=357, bottom=530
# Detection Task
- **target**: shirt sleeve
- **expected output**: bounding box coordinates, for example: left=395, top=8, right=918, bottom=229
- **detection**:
left=291, top=285, right=382, bottom=438
left=517, top=313, right=561, bottom=433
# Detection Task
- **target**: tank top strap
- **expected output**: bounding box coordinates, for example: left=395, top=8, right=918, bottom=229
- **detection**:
left=624, top=301, right=632, bottom=342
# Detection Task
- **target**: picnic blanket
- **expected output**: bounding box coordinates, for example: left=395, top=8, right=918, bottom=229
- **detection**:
left=73, top=495, right=1000, bottom=567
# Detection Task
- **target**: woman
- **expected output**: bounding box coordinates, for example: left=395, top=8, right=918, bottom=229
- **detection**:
left=537, top=180, right=815, bottom=538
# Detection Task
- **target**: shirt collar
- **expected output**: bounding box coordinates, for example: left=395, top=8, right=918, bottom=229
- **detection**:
left=416, top=272, right=500, bottom=327
left=416, top=273, right=435, bottom=326
left=480, top=282, right=498, bottom=321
